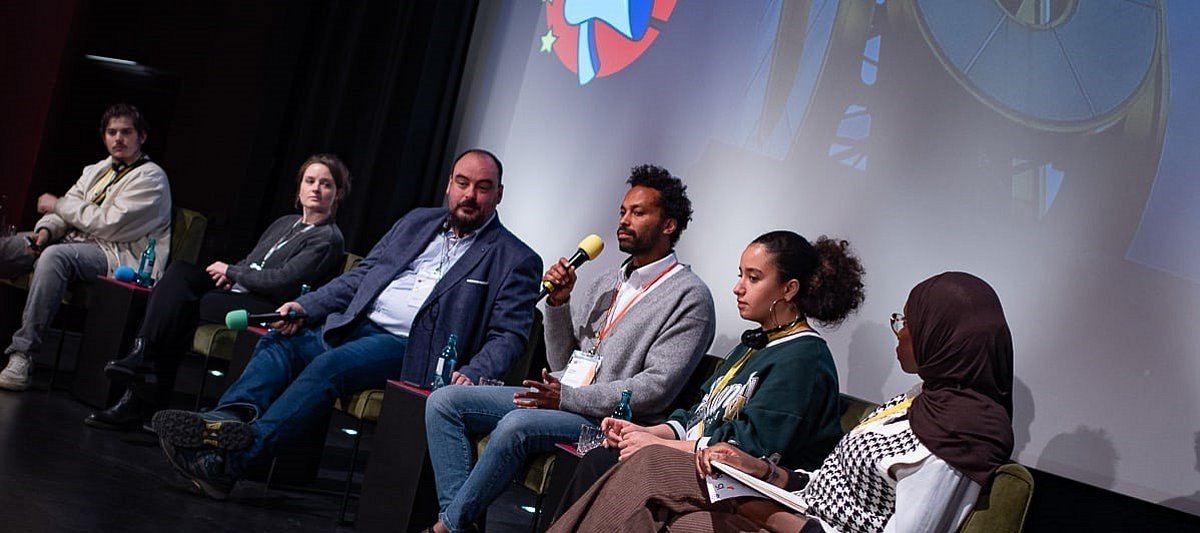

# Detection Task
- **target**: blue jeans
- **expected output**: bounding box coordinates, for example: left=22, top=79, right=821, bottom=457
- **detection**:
left=217, top=320, right=407, bottom=473
left=425, top=385, right=593, bottom=533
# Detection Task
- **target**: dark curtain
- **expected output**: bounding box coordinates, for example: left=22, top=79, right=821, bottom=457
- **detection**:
left=241, top=0, right=479, bottom=256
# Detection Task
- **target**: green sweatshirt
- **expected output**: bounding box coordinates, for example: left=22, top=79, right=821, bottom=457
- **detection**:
left=666, top=331, right=843, bottom=470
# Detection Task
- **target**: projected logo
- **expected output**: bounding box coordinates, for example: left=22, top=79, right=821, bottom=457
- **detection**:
left=540, top=0, right=676, bottom=85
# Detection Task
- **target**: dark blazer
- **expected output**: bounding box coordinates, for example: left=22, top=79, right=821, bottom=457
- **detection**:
left=296, top=207, right=542, bottom=384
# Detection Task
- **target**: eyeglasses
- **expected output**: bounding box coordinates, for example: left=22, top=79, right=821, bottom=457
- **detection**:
left=889, top=313, right=906, bottom=336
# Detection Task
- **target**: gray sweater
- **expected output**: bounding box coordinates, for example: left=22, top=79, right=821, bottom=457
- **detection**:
left=224, top=214, right=345, bottom=302
left=544, top=262, right=716, bottom=421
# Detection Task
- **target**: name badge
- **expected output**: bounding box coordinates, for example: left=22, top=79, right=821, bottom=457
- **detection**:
left=408, top=270, right=439, bottom=308
left=560, top=350, right=602, bottom=388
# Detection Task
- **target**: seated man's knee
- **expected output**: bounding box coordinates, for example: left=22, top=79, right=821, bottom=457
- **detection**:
left=33, top=245, right=70, bottom=272
left=490, top=408, right=542, bottom=441
left=426, top=385, right=476, bottom=419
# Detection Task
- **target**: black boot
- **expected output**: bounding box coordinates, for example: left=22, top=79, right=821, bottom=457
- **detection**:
left=84, top=388, right=146, bottom=431
left=104, top=337, right=156, bottom=382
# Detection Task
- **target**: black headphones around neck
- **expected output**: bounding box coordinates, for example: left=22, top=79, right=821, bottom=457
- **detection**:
left=741, top=316, right=802, bottom=350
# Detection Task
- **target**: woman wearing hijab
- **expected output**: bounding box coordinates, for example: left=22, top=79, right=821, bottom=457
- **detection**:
left=550, top=271, right=1014, bottom=533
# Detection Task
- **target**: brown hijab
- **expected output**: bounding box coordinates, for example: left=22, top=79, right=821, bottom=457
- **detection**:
left=907, top=272, right=1014, bottom=485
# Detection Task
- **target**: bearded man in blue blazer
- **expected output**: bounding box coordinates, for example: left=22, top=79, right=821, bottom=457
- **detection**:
left=153, top=149, right=542, bottom=499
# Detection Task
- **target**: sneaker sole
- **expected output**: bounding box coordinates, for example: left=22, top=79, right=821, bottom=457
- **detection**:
left=157, top=437, right=232, bottom=500
left=0, top=378, right=30, bottom=391
left=190, top=478, right=232, bottom=501
left=151, top=410, right=254, bottom=451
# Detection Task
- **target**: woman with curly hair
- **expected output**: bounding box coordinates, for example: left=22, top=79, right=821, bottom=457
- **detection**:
left=552, top=230, right=866, bottom=519
left=551, top=272, right=1014, bottom=533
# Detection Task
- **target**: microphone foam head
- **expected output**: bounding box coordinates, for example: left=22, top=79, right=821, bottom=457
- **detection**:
left=225, top=309, right=250, bottom=330
left=578, top=234, right=604, bottom=260
left=113, top=265, right=136, bottom=282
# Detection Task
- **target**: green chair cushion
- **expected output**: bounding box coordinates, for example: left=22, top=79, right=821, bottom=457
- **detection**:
left=959, top=462, right=1034, bottom=533
left=191, top=324, right=237, bottom=360
left=335, top=389, right=385, bottom=421
left=474, top=433, right=558, bottom=495
left=171, top=207, right=207, bottom=265
left=839, top=395, right=878, bottom=434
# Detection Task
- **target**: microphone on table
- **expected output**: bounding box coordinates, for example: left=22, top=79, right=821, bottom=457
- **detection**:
left=538, top=234, right=604, bottom=302
left=113, top=265, right=136, bottom=282
left=225, top=309, right=307, bottom=330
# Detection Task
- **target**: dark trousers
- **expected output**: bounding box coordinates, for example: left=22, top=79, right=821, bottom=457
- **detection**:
left=127, top=261, right=277, bottom=402
left=554, top=446, right=621, bottom=521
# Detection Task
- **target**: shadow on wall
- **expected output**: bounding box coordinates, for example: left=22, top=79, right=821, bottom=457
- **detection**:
left=1012, top=377, right=1034, bottom=459
left=1159, top=430, right=1200, bottom=516
left=845, top=320, right=892, bottom=401
left=1037, top=425, right=1118, bottom=490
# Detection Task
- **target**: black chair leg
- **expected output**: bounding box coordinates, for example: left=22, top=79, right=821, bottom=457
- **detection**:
left=531, top=492, right=546, bottom=532
left=194, top=355, right=210, bottom=411
left=48, top=328, right=67, bottom=390
left=339, top=416, right=365, bottom=523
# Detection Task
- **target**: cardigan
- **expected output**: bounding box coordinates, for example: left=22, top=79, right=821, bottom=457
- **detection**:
left=664, top=331, right=843, bottom=470
left=224, top=214, right=345, bottom=302
left=543, top=260, right=716, bottom=421
left=35, top=155, right=172, bottom=278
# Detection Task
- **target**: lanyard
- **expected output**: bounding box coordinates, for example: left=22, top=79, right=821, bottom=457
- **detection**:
left=254, top=220, right=312, bottom=269
left=700, top=324, right=812, bottom=421
left=592, top=261, right=680, bottom=353
left=90, top=155, right=149, bottom=205
left=856, top=396, right=914, bottom=429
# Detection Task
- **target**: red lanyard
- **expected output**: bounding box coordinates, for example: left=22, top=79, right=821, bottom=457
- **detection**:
left=593, top=261, right=679, bottom=352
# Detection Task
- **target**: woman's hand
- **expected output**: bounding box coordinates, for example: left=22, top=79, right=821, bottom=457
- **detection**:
left=695, top=441, right=768, bottom=478
left=615, top=430, right=671, bottom=461
left=600, top=417, right=648, bottom=447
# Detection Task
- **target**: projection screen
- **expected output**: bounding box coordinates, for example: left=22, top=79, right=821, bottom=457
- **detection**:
left=448, top=0, right=1200, bottom=515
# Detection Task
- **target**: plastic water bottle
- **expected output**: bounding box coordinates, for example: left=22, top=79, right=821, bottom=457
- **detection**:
left=431, top=333, right=459, bottom=390
left=611, top=389, right=633, bottom=421
left=135, top=238, right=157, bottom=287
left=300, top=284, right=311, bottom=296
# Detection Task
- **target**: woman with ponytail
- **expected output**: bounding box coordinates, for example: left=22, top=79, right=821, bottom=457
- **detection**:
left=552, top=230, right=866, bottom=520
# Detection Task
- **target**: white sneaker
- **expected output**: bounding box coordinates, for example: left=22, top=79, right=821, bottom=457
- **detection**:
left=0, top=353, right=32, bottom=391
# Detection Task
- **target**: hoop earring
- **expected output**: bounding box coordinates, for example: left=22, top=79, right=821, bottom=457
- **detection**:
left=742, top=299, right=803, bottom=350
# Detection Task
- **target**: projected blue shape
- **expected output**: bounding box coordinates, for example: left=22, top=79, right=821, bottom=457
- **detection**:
left=861, top=35, right=879, bottom=85
left=1126, top=2, right=1200, bottom=283
left=724, top=0, right=840, bottom=159
left=564, top=0, right=654, bottom=85
left=914, top=0, right=1159, bottom=127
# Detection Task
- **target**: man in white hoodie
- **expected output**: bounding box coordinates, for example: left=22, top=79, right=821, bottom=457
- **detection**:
left=0, top=103, right=172, bottom=391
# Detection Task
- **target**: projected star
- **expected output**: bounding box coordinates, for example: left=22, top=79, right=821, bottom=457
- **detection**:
left=540, top=29, right=557, bottom=53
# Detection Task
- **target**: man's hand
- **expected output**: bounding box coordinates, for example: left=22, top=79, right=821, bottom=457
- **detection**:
left=514, top=368, right=562, bottom=409
left=542, top=258, right=577, bottom=307
left=270, top=301, right=306, bottom=335
left=451, top=371, right=473, bottom=385
left=36, top=194, right=58, bottom=215
left=34, top=229, right=50, bottom=248
left=695, top=441, right=767, bottom=479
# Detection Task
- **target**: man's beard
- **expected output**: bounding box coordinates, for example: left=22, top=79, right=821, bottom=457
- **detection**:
left=617, top=229, right=651, bottom=256
left=448, top=201, right=485, bottom=234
